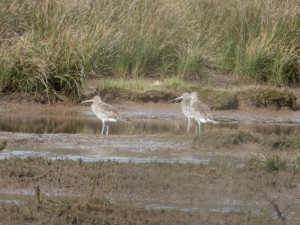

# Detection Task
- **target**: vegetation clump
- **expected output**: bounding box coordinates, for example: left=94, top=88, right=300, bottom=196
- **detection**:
left=246, top=154, right=287, bottom=172
left=239, top=87, right=297, bottom=110
left=0, top=0, right=299, bottom=100
left=193, top=129, right=261, bottom=149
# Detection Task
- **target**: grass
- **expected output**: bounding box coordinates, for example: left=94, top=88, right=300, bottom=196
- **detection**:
left=90, top=77, right=240, bottom=108
left=95, top=77, right=193, bottom=93
left=92, top=78, right=296, bottom=110
left=246, top=153, right=288, bottom=172
left=0, top=0, right=299, bottom=100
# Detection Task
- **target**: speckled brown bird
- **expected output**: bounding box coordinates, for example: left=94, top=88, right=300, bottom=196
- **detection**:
left=81, top=95, right=129, bottom=135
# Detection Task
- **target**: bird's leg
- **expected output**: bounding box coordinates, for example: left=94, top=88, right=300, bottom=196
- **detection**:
left=197, top=121, right=201, bottom=134
left=106, top=124, right=109, bottom=135
left=187, top=117, right=190, bottom=133
left=101, top=121, right=105, bottom=135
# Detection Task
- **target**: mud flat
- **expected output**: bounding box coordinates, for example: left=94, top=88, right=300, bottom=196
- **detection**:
left=1, top=157, right=300, bottom=225
left=0, top=103, right=300, bottom=224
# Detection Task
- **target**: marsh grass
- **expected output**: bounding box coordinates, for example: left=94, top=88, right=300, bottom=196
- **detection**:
left=0, top=0, right=299, bottom=100
left=95, top=77, right=192, bottom=93
left=247, top=153, right=288, bottom=172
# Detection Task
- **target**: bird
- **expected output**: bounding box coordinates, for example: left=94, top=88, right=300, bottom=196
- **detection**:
left=174, top=92, right=193, bottom=132
left=81, top=95, right=129, bottom=135
left=189, top=91, right=217, bottom=134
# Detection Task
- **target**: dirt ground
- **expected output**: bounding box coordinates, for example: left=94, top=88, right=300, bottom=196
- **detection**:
left=0, top=156, right=299, bottom=225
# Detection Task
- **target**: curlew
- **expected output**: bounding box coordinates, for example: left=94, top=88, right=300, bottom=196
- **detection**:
left=189, top=91, right=217, bottom=133
left=174, top=92, right=193, bottom=132
left=81, top=95, right=129, bottom=135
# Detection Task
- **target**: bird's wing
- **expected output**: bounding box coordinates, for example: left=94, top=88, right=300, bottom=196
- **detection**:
left=191, top=100, right=216, bottom=122
left=97, top=102, right=129, bottom=121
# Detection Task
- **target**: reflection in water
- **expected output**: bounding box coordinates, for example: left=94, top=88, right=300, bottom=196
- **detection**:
left=0, top=112, right=299, bottom=135
left=0, top=113, right=185, bottom=134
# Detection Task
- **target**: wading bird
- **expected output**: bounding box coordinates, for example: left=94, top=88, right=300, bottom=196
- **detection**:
left=189, top=92, right=217, bottom=133
left=174, top=92, right=193, bottom=132
left=81, top=95, right=129, bottom=135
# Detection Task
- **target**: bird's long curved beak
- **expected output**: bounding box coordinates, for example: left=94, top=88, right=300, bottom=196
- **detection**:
left=81, top=99, right=93, bottom=104
left=173, top=96, right=183, bottom=102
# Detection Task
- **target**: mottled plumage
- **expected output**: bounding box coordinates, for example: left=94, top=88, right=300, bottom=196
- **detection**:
left=174, top=92, right=193, bottom=132
left=190, top=92, right=216, bottom=133
left=81, top=95, right=129, bottom=135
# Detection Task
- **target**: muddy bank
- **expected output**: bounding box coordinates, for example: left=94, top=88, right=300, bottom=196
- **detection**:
left=0, top=196, right=296, bottom=225
left=192, top=129, right=296, bottom=152
left=0, top=127, right=298, bottom=163
left=1, top=85, right=299, bottom=111
left=1, top=158, right=298, bottom=203
left=0, top=158, right=300, bottom=224
left=1, top=197, right=294, bottom=225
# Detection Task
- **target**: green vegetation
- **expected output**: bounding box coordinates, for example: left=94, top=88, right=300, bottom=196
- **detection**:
left=0, top=0, right=299, bottom=100
left=247, top=154, right=287, bottom=172
left=95, top=77, right=192, bottom=93
left=93, top=78, right=239, bottom=108
left=93, top=79, right=296, bottom=110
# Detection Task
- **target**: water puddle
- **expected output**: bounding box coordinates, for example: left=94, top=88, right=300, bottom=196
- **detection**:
left=0, top=111, right=299, bottom=135
left=0, top=193, right=26, bottom=205
left=0, top=148, right=210, bottom=164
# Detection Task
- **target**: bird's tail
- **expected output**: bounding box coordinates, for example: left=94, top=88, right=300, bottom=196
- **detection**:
left=121, top=117, right=130, bottom=122
left=209, top=118, right=217, bottom=123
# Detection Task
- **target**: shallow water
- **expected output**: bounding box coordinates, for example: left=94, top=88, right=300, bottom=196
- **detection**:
left=0, top=110, right=299, bottom=135
left=0, top=148, right=210, bottom=164
left=0, top=107, right=299, bottom=164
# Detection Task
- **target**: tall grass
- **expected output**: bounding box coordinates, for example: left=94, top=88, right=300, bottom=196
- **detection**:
left=221, top=0, right=300, bottom=84
left=0, top=0, right=299, bottom=100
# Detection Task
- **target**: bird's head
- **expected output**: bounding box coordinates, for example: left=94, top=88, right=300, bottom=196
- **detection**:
left=173, top=92, right=190, bottom=102
left=190, top=92, right=199, bottom=99
left=81, top=95, right=102, bottom=104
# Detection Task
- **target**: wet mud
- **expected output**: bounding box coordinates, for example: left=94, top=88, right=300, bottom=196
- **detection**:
left=0, top=102, right=300, bottom=224
left=1, top=158, right=300, bottom=224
